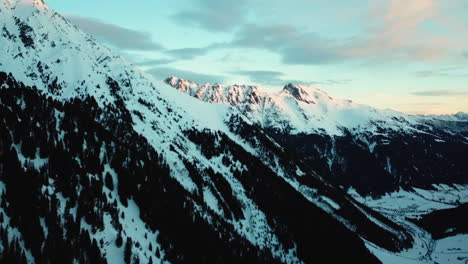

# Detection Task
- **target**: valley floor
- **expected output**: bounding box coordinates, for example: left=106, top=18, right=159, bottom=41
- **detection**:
left=349, top=185, right=468, bottom=264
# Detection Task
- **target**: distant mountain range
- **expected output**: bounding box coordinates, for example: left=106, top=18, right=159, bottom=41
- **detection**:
left=166, top=76, right=468, bottom=195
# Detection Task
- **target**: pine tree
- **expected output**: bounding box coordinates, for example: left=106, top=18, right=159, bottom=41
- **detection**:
left=115, top=231, right=123, bottom=248
left=104, top=172, right=114, bottom=190
left=124, top=237, right=133, bottom=264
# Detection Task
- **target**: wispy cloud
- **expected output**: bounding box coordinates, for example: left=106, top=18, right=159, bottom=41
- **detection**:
left=414, top=67, right=468, bottom=78
left=136, top=59, right=174, bottom=66
left=66, top=15, right=163, bottom=51
left=346, top=0, right=466, bottom=61
left=164, top=47, right=213, bottom=60
left=164, top=25, right=347, bottom=65
left=232, top=70, right=351, bottom=86
left=168, top=0, right=467, bottom=65
left=171, top=0, right=248, bottom=32
left=411, top=89, right=468, bottom=96
left=231, top=24, right=346, bottom=65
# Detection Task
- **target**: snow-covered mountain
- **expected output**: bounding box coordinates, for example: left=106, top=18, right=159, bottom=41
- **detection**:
left=166, top=76, right=468, bottom=195
left=165, top=76, right=422, bottom=136
left=0, top=1, right=428, bottom=264
left=165, top=76, right=468, bottom=137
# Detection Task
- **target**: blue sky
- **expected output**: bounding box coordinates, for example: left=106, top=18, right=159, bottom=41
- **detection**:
left=45, top=0, right=468, bottom=114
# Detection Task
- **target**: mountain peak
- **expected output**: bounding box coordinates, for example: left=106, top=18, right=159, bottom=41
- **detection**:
left=13, top=0, right=49, bottom=17
left=165, top=76, right=264, bottom=106
left=165, top=76, right=198, bottom=87
left=282, top=83, right=316, bottom=104
left=165, top=76, right=180, bottom=86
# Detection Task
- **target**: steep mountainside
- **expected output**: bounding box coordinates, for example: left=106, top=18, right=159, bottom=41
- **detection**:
left=0, top=1, right=416, bottom=263
left=166, top=77, right=468, bottom=195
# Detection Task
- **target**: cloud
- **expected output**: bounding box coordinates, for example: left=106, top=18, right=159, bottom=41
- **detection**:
left=382, top=0, right=435, bottom=30
left=66, top=15, right=163, bottom=51
left=414, top=67, right=468, bottom=78
left=136, top=59, right=174, bottom=66
left=146, top=67, right=225, bottom=84
left=232, top=70, right=350, bottom=86
left=171, top=0, right=248, bottom=32
left=321, top=79, right=353, bottom=85
left=346, top=0, right=466, bottom=61
left=224, top=15, right=460, bottom=65
left=415, top=70, right=446, bottom=77
left=230, top=24, right=345, bottom=65
left=405, top=102, right=443, bottom=106
left=167, top=0, right=467, bottom=65
left=411, top=90, right=468, bottom=96
left=164, top=47, right=212, bottom=60
left=162, top=42, right=230, bottom=61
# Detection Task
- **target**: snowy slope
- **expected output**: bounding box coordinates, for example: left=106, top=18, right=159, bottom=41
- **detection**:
left=165, top=77, right=424, bottom=136
left=0, top=0, right=245, bottom=188
left=0, top=0, right=298, bottom=261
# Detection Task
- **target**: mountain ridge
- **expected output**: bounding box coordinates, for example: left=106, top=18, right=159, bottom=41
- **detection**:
left=165, top=76, right=468, bottom=125
left=166, top=75, right=468, bottom=196
left=164, top=76, right=468, bottom=138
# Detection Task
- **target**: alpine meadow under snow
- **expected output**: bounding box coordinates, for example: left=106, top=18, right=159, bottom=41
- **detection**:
left=0, top=1, right=467, bottom=264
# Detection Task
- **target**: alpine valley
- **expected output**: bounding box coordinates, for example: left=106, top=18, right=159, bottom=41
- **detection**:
left=0, top=1, right=467, bottom=264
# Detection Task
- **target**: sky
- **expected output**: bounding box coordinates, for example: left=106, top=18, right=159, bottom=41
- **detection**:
left=45, top=0, right=468, bottom=114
